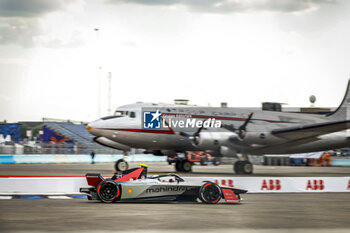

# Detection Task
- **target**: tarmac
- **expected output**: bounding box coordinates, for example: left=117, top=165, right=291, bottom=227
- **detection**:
left=0, top=162, right=350, bottom=233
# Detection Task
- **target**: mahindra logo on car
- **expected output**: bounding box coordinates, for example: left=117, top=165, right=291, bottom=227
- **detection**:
left=261, top=179, right=281, bottom=190
left=306, top=180, right=324, bottom=190
left=146, top=186, right=192, bottom=193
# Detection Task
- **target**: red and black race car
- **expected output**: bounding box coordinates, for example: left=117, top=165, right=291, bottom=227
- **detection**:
left=80, top=164, right=247, bottom=204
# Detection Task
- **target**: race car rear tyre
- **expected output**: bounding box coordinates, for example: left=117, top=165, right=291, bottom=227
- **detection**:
left=234, top=161, right=253, bottom=174
left=175, top=161, right=183, bottom=172
left=115, top=159, right=129, bottom=172
left=167, top=157, right=172, bottom=165
left=181, top=160, right=192, bottom=172
left=212, top=157, right=221, bottom=166
left=97, top=180, right=120, bottom=203
left=199, top=182, right=222, bottom=204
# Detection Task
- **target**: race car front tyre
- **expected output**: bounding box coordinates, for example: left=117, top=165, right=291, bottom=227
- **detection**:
left=115, top=159, right=129, bottom=172
left=199, top=182, right=222, bottom=204
left=97, top=180, right=120, bottom=203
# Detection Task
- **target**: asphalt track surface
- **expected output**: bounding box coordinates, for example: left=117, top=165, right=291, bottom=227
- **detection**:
left=1, top=194, right=350, bottom=233
left=1, top=163, right=350, bottom=233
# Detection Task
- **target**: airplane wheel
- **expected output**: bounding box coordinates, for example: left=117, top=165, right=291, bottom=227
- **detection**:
left=181, top=160, right=192, bottom=172
left=97, top=180, right=120, bottom=203
left=234, top=161, right=253, bottom=174
left=200, top=156, right=208, bottom=166
left=175, top=161, right=183, bottom=172
left=199, top=182, right=222, bottom=204
left=115, top=159, right=129, bottom=172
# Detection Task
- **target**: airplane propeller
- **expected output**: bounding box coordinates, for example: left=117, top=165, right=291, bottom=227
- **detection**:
left=178, top=113, right=254, bottom=147
left=178, top=120, right=207, bottom=146
left=222, top=112, right=254, bottom=140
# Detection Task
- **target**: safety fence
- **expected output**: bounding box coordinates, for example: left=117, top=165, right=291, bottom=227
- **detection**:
left=0, top=176, right=349, bottom=195
left=0, top=154, right=166, bottom=164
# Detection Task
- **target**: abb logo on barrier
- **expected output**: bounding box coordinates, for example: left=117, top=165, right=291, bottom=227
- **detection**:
left=306, top=179, right=324, bottom=190
left=348, top=180, right=350, bottom=190
left=261, top=179, right=281, bottom=190
left=215, top=179, right=234, bottom=187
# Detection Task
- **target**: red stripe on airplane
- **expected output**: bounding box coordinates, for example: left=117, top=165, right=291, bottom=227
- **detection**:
left=105, top=128, right=175, bottom=134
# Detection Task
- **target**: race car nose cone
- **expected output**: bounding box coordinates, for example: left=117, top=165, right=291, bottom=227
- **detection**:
left=86, top=125, right=92, bottom=132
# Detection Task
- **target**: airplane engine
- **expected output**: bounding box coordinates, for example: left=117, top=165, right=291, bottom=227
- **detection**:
left=191, top=131, right=230, bottom=151
left=93, top=137, right=131, bottom=151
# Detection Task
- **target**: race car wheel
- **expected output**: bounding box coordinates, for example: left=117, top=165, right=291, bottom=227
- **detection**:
left=97, top=180, right=120, bottom=203
left=234, top=161, right=253, bottom=174
left=200, top=156, right=208, bottom=166
left=212, top=157, right=221, bottom=166
left=167, top=157, right=172, bottom=165
left=199, top=182, right=222, bottom=204
left=115, top=159, right=129, bottom=171
left=175, top=161, right=183, bottom=172
left=181, top=160, right=192, bottom=172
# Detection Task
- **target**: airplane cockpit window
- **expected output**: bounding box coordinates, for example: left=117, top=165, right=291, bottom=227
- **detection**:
left=101, top=115, right=122, bottom=120
left=115, top=111, right=126, bottom=116
left=130, top=112, right=136, bottom=118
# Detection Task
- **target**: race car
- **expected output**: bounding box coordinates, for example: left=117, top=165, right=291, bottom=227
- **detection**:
left=80, top=164, right=247, bottom=204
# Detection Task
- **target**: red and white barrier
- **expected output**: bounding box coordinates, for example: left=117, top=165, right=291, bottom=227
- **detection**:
left=0, top=176, right=349, bottom=194
left=185, top=177, right=350, bottom=193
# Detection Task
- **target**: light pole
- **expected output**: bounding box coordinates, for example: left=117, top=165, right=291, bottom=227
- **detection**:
left=107, top=72, right=112, bottom=115
left=94, top=28, right=101, bottom=118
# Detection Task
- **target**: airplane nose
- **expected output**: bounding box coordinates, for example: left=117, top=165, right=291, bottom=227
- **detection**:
left=86, top=125, right=92, bottom=132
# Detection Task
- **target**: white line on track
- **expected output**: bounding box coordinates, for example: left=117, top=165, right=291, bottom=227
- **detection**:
left=0, top=196, right=12, bottom=199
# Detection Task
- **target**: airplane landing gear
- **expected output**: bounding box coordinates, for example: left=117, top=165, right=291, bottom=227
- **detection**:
left=175, top=159, right=192, bottom=172
left=115, top=159, right=129, bottom=172
left=233, top=160, right=253, bottom=174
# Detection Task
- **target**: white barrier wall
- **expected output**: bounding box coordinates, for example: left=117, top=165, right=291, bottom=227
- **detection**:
left=0, top=176, right=349, bottom=194
left=185, top=177, right=350, bottom=193
left=0, top=177, right=87, bottom=194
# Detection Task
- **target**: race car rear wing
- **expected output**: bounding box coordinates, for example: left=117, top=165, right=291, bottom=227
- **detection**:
left=85, top=173, right=104, bottom=187
left=85, top=164, right=149, bottom=187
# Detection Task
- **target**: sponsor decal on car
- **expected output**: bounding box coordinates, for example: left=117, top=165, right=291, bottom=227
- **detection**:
left=145, top=186, right=192, bottom=193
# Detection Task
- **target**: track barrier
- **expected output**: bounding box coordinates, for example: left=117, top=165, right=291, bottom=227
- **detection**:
left=0, top=154, right=167, bottom=164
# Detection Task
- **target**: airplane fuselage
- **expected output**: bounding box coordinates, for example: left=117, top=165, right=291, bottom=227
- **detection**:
left=88, top=104, right=350, bottom=156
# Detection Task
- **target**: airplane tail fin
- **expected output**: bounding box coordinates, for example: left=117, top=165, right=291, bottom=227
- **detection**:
left=326, top=79, right=350, bottom=121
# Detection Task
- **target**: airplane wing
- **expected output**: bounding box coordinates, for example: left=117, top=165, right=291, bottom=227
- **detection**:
left=271, top=119, right=350, bottom=140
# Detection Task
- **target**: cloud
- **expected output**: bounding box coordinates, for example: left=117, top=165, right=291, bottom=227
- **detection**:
left=107, top=0, right=337, bottom=13
left=120, top=40, right=138, bottom=47
left=0, top=0, right=64, bottom=17
left=0, top=18, right=42, bottom=47
left=0, top=0, right=82, bottom=48
left=36, top=31, right=85, bottom=49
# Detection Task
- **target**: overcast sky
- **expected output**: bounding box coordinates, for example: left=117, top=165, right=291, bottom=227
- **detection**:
left=1, top=0, right=350, bottom=122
